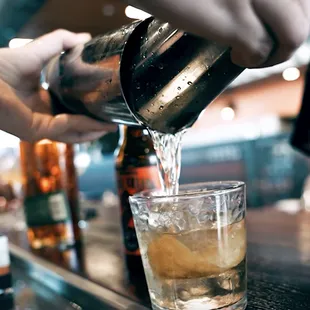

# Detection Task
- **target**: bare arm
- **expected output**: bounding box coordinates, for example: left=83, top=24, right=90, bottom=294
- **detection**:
left=127, top=0, right=310, bottom=68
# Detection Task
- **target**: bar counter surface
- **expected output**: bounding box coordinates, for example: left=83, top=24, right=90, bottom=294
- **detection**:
left=3, top=202, right=310, bottom=310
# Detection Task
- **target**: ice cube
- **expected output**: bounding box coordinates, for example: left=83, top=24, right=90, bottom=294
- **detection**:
left=189, top=200, right=203, bottom=215
left=178, top=226, right=218, bottom=251
left=159, top=212, right=174, bottom=228
left=138, top=209, right=149, bottom=221
left=130, top=200, right=139, bottom=215
left=148, top=213, right=161, bottom=230
left=173, top=218, right=187, bottom=232
left=200, top=220, right=246, bottom=270
left=218, top=270, right=240, bottom=290
left=189, top=286, right=211, bottom=297
left=178, top=289, right=191, bottom=301
left=197, top=209, right=211, bottom=224
left=147, top=235, right=221, bottom=279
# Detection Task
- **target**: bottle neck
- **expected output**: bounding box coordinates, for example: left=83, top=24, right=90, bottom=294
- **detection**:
left=118, top=125, right=149, bottom=144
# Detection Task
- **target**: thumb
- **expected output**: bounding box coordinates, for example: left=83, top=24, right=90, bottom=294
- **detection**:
left=24, top=29, right=91, bottom=66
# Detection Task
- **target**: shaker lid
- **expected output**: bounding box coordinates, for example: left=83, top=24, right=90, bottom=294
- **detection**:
left=0, top=235, right=10, bottom=268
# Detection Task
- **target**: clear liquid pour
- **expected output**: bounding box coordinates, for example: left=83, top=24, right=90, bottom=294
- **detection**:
left=149, top=130, right=186, bottom=196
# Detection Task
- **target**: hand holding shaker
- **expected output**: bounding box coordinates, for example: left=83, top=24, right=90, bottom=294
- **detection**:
left=44, top=17, right=244, bottom=134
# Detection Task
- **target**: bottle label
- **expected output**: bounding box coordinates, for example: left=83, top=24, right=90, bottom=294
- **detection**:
left=117, top=166, right=161, bottom=256
left=24, top=191, right=70, bottom=227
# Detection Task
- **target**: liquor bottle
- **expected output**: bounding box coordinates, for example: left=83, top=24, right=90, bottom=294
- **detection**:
left=115, top=126, right=161, bottom=301
left=49, top=90, right=81, bottom=243
left=63, top=144, right=81, bottom=243
left=20, top=140, right=74, bottom=250
left=31, top=243, right=85, bottom=274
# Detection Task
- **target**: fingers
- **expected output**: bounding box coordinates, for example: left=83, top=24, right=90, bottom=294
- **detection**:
left=132, top=0, right=275, bottom=67
left=24, top=29, right=91, bottom=66
left=252, top=0, right=310, bottom=67
left=228, top=1, right=274, bottom=67
left=32, top=113, right=117, bottom=143
left=58, top=131, right=110, bottom=144
left=0, top=77, right=116, bottom=144
left=135, top=0, right=309, bottom=68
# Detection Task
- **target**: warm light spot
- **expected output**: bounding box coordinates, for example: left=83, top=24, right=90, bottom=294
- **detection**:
left=74, top=153, right=91, bottom=169
left=40, top=178, right=51, bottom=192
left=37, top=139, right=52, bottom=145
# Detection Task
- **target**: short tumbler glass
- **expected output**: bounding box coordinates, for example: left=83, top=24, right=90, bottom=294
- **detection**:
left=129, top=181, right=247, bottom=310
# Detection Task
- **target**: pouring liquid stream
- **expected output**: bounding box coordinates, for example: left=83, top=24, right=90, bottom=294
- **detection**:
left=149, top=130, right=186, bottom=196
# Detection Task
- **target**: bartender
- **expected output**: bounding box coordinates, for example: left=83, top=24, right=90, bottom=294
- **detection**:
left=0, top=0, right=308, bottom=143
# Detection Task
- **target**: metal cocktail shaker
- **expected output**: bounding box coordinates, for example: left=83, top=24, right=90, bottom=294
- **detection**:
left=45, top=18, right=244, bottom=134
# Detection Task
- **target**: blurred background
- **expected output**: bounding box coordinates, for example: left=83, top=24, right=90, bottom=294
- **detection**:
left=1, top=0, right=310, bottom=211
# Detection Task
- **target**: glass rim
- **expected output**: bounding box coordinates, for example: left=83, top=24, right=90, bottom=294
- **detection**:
left=130, top=181, right=245, bottom=202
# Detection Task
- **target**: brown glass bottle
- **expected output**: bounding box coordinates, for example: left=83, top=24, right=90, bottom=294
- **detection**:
left=115, top=126, right=161, bottom=301
left=62, top=144, right=81, bottom=243
left=31, top=243, right=85, bottom=274
left=20, top=140, right=74, bottom=250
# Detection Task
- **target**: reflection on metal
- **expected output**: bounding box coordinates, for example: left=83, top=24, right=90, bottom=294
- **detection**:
left=10, top=244, right=147, bottom=310
left=125, top=6, right=151, bottom=20
left=46, top=18, right=244, bottom=134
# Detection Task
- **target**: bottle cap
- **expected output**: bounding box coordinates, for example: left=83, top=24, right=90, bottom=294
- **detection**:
left=0, top=235, right=10, bottom=268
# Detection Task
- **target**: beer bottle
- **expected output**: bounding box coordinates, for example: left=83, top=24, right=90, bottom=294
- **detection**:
left=20, top=140, right=74, bottom=250
left=115, top=126, right=161, bottom=299
left=63, top=144, right=81, bottom=243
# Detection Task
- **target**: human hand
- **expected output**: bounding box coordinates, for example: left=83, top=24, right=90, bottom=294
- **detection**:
left=130, top=0, right=310, bottom=67
left=0, top=29, right=116, bottom=143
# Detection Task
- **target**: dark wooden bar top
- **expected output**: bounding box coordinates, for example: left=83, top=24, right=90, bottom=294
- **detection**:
left=4, top=203, right=310, bottom=310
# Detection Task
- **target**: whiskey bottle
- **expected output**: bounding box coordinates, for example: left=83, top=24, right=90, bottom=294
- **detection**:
left=20, top=140, right=74, bottom=249
left=115, top=126, right=161, bottom=302
left=62, top=144, right=81, bottom=243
